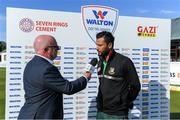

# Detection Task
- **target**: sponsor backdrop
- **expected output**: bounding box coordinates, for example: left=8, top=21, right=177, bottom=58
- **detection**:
left=6, top=6, right=170, bottom=120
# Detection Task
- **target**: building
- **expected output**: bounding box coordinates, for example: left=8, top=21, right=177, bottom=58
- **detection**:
left=171, top=18, right=180, bottom=62
left=170, top=17, right=180, bottom=85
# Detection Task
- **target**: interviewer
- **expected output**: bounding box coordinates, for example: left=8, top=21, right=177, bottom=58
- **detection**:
left=18, top=35, right=91, bottom=119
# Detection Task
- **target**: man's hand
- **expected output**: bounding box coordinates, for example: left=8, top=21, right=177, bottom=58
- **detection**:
left=83, top=72, right=92, bottom=80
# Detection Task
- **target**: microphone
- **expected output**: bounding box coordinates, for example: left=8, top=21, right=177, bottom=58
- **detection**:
left=84, top=58, right=98, bottom=73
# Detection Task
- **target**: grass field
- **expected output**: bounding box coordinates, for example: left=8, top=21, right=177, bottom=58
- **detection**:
left=0, top=67, right=5, bottom=119
left=0, top=67, right=180, bottom=119
left=170, top=90, right=180, bottom=119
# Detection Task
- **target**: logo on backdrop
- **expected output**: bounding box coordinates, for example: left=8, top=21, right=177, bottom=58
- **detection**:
left=82, top=5, right=118, bottom=43
left=92, top=10, right=108, bottom=19
left=19, top=18, right=34, bottom=32
left=137, top=25, right=158, bottom=37
left=19, top=18, right=68, bottom=33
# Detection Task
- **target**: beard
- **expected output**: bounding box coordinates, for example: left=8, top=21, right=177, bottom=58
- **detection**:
left=98, top=49, right=110, bottom=60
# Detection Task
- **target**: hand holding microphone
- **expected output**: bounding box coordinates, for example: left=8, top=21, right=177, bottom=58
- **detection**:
left=84, top=58, right=98, bottom=73
left=83, top=58, right=98, bottom=80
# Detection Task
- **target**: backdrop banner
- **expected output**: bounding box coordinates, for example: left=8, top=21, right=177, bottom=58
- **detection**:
left=6, top=7, right=170, bottom=119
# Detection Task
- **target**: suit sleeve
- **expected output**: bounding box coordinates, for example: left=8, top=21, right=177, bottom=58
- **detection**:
left=43, top=66, right=87, bottom=95
left=124, top=58, right=141, bottom=102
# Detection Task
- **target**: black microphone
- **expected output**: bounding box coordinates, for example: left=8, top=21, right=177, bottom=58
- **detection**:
left=84, top=58, right=98, bottom=73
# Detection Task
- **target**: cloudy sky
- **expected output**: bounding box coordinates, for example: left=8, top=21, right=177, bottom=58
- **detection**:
left=0, top=0, right=180, bottom=41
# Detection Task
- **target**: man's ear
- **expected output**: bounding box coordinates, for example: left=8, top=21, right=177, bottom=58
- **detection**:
left=44, top=47, right=48, bottom=51
left=108, top=42, right=112, bottom=49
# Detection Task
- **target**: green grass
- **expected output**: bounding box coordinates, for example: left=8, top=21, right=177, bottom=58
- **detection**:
left=0, top=67, right=180, bottom=119
left=0, top=67, right=5, bottom=119
left=170, top=90, right=180, bottom=119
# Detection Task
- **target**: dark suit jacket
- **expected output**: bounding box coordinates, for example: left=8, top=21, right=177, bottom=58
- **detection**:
left=18, top=55, right=87, bottom=119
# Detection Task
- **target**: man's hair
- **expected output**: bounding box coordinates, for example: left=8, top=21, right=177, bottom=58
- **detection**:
left=96, top=31, right=114, bottom=47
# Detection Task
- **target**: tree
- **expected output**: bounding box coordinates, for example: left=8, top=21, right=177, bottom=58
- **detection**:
left=0, top=41, right=6, bottom=52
